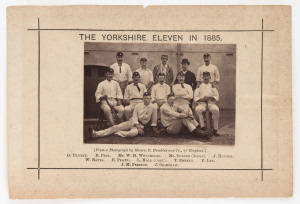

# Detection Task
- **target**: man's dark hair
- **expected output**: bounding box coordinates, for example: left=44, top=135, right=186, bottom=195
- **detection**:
left=167, top=93, right=175, bottom=99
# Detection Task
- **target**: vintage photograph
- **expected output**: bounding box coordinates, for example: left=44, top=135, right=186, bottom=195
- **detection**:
left=7, top=5, right=293, bottom=199
left=83, top=42, right=236, bottom=145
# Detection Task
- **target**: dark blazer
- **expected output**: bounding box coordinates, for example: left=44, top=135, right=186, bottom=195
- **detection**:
left=153, top=64, right=174, bottom=86
left=174, top=70, right=197, bottom=90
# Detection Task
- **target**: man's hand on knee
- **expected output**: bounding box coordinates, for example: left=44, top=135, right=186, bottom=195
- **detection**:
left=100, top=95, right=107, bottom=100
left=182, top=109, right=189, bottom=114
left=178, top=113, right=188, bottom=119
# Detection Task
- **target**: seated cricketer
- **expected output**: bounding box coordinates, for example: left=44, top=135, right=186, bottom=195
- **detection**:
left=151, top=73, right=171, bottom=109
left=160, top=94, right=207, bottom=137
left=94, top=68, right=124, bottom=126
left=123, top=72, right=147, bottom=120
left=89, top=92, right=158, bottom=138
left=194, top=71, right=220, bottom=136
left=172, top=72, right=194, bottom=118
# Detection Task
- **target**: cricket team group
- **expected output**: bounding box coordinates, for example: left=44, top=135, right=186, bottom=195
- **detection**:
left=89, top=51, right=221, bottom=140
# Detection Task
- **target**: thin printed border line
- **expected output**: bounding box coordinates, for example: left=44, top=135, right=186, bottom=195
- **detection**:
left=27, top=168, right=273, bottom=171
left=32, top=18, right=269, bottom=181
left=261, top=19, right=264, bottom=181
left=37, top=18, right=41, bottom=180
left=27, top=29, right=275, bottom=32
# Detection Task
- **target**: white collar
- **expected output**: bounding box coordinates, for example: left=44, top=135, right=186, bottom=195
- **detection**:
left=202, top=83, right=211, bottom=87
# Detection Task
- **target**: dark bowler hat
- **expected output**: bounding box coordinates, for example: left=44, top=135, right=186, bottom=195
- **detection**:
left=181, top=58, right=190, bottom=65
left=116, top=52, right=124, bottom=57
left=203, top=53, right=211, bottom=58
left=143, top=92, right=151, bottom=97
left=158, top=72, right=165, bottom=77
left=132, top=72, right=140, bottom=77
left=177, top=71, right=185, bottom=77
left=140, top=57, right=147, bottom=61
left=107, top=68, right=114, bottom=73
left=203, top=71, right=211, bottom=76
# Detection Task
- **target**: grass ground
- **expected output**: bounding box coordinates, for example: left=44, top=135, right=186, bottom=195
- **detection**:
left=84, top=110, right=235, bottom=145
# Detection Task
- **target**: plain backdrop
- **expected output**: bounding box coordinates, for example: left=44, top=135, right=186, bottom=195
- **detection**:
left=1, top=0, right=299, bottom=203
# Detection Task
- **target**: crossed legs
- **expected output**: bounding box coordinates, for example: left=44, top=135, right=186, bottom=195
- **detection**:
left=92, top=120, right=139, bottom=138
